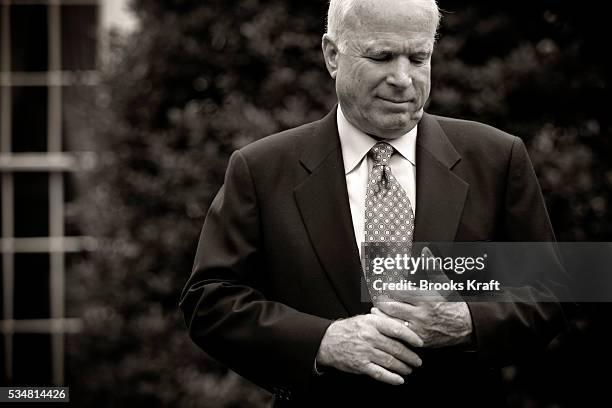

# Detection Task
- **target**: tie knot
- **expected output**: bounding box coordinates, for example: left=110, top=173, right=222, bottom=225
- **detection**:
left=369, top=142, right=394, bottom=165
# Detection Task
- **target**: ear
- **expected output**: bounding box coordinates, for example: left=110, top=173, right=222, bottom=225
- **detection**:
left=321, top=34, right=340, bottom=80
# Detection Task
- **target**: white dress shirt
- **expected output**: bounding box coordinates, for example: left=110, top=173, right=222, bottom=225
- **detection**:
left=337, top=105, right=417, bottom=254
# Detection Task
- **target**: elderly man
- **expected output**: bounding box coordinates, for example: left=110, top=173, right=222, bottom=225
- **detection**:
left=180, top=0, right=566, bottom=406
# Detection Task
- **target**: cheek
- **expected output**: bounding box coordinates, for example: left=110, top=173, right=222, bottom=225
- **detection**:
left=347, top=63, right=380, bottom=91
left=336, top=67, right=356, bottom=93
left=338, top=71, right=374, bottom=104
left=414, top=70, right=431, bottom=96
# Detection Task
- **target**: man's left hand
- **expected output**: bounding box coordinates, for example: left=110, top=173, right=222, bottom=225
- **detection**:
left=372, top=246, right=473, bottom=348
left=371, top=300, right=472, bottom=348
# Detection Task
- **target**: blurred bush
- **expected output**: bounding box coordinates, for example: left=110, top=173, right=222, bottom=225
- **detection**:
left=430, top=1, right=611, bottom=241
left=67, top=0, right=610, bottom=406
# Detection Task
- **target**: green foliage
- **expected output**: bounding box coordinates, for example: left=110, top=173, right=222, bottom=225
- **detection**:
left=67, top=0, right=610, bottom=406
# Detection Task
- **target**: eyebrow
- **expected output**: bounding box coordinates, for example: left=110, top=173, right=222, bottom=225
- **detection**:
left=363, top=46, right=393, bottom=54
left=361, top=40, right=433, bottom=54
left=362, top=44, right=433, bottom=56
left=362, top=41, right=394, bottom=52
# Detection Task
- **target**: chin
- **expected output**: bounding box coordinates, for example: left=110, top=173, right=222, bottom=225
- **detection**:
left=369, top=124, right=410, bottom=139
left=369, top=119, right=415, bottom=138
left=380, top=116, right=413, bottom=129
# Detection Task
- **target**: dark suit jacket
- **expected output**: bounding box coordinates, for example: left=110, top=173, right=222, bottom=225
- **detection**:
left=180, top=108, right=567, bottom=407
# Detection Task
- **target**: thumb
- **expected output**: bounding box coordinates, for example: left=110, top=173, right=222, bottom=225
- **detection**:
left=420, top=246, right=455, bottom=300
left=421, top=246, right=451, bottom=283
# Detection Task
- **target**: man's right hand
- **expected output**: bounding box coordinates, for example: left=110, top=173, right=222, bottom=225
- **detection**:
left=315, top=314, right=423, bottom=385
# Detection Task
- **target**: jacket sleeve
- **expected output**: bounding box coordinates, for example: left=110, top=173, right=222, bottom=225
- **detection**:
left=179, top=150, right=332, bottom=394
left=467, top=137, right=568, bottom=365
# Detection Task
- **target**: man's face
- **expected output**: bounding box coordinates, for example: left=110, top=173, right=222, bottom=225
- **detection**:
left=323, top=0, right=437, bottom=139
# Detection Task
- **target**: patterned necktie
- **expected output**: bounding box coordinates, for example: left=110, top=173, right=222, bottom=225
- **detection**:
left=363, top=142, right=415, bottom=301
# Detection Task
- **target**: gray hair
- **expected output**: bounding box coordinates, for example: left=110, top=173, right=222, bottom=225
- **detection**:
left=326, top=0, right=441, bottom=51
left=326, top=0, right=358, bottom=45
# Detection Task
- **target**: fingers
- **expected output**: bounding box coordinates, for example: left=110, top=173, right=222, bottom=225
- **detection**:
left=371, top=306, right=409, bottom=329
left=375, top=333, right=423, bottom=368
left=362, top=362, right=405, bottom=386
left=376, top=300, right=417, bottom=322
left=421, top=246, right=435, bottom=261
left=370, top=306, right=391, bottom=320
left=373, top=311, right=423, bottom=348
left=421, top=246, right=452, bottom=285
left=320, top=314, right=424, bottom=386
left=370, top=348, right=412, bottom=376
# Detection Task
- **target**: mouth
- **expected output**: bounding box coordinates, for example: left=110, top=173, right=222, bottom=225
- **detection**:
left=378, top=96, right=414, bottom=104
left=377, top=97, right=416, bottom=111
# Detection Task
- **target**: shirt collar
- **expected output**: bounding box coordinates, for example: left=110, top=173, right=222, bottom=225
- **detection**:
left=337, top=105, right=417, bottom=175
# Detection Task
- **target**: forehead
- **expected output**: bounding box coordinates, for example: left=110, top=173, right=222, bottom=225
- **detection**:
left=344, top=0, right=438, bottom=39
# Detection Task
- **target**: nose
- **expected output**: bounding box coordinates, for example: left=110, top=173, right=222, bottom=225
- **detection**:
left=385, top=56, right=413, bottom=88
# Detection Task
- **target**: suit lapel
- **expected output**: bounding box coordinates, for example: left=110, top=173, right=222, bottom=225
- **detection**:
left=294, top=108, right=370, bottom=316
left=414, top=113, right=469, bottom=243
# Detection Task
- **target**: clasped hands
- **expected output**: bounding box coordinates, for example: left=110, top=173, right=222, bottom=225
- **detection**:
left=316, top=247, right=473, bottom=385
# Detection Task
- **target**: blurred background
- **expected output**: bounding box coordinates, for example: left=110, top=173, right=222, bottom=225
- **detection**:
left=0, top=0, right=610, bottom=406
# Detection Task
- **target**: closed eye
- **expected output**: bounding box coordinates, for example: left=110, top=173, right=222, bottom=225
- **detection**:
left=366, top=52, right=393, bottom=62
left=411, top=53, right=431, bottom=65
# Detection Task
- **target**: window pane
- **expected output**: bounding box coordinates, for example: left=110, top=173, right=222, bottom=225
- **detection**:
left=61, top=5, right=97, bottom=71
left=0, top=334, right=6, bottom=384
left=10, top=5, right=49, bottom=72
left=0, top=255, right=4, bottom=319
left=62, top=86, right=96, bottom=152
left=14, top=172, right=49, bottom=238
left=65, top=252, right=87, bottom=318
left=64, top=173, right=81, bottom=237
left=11, top=86, right=48, bottom=152
left=0, top=88, right=4, bottom=152
left=0, top=10, right=4, bottom=71
left=14, top=253, right=50, bottom=320
left=0, top=181, right=3, bottom=236
left=12, top=333, right=52, bottom=385
left=64, top=332, right=77, bottom=388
